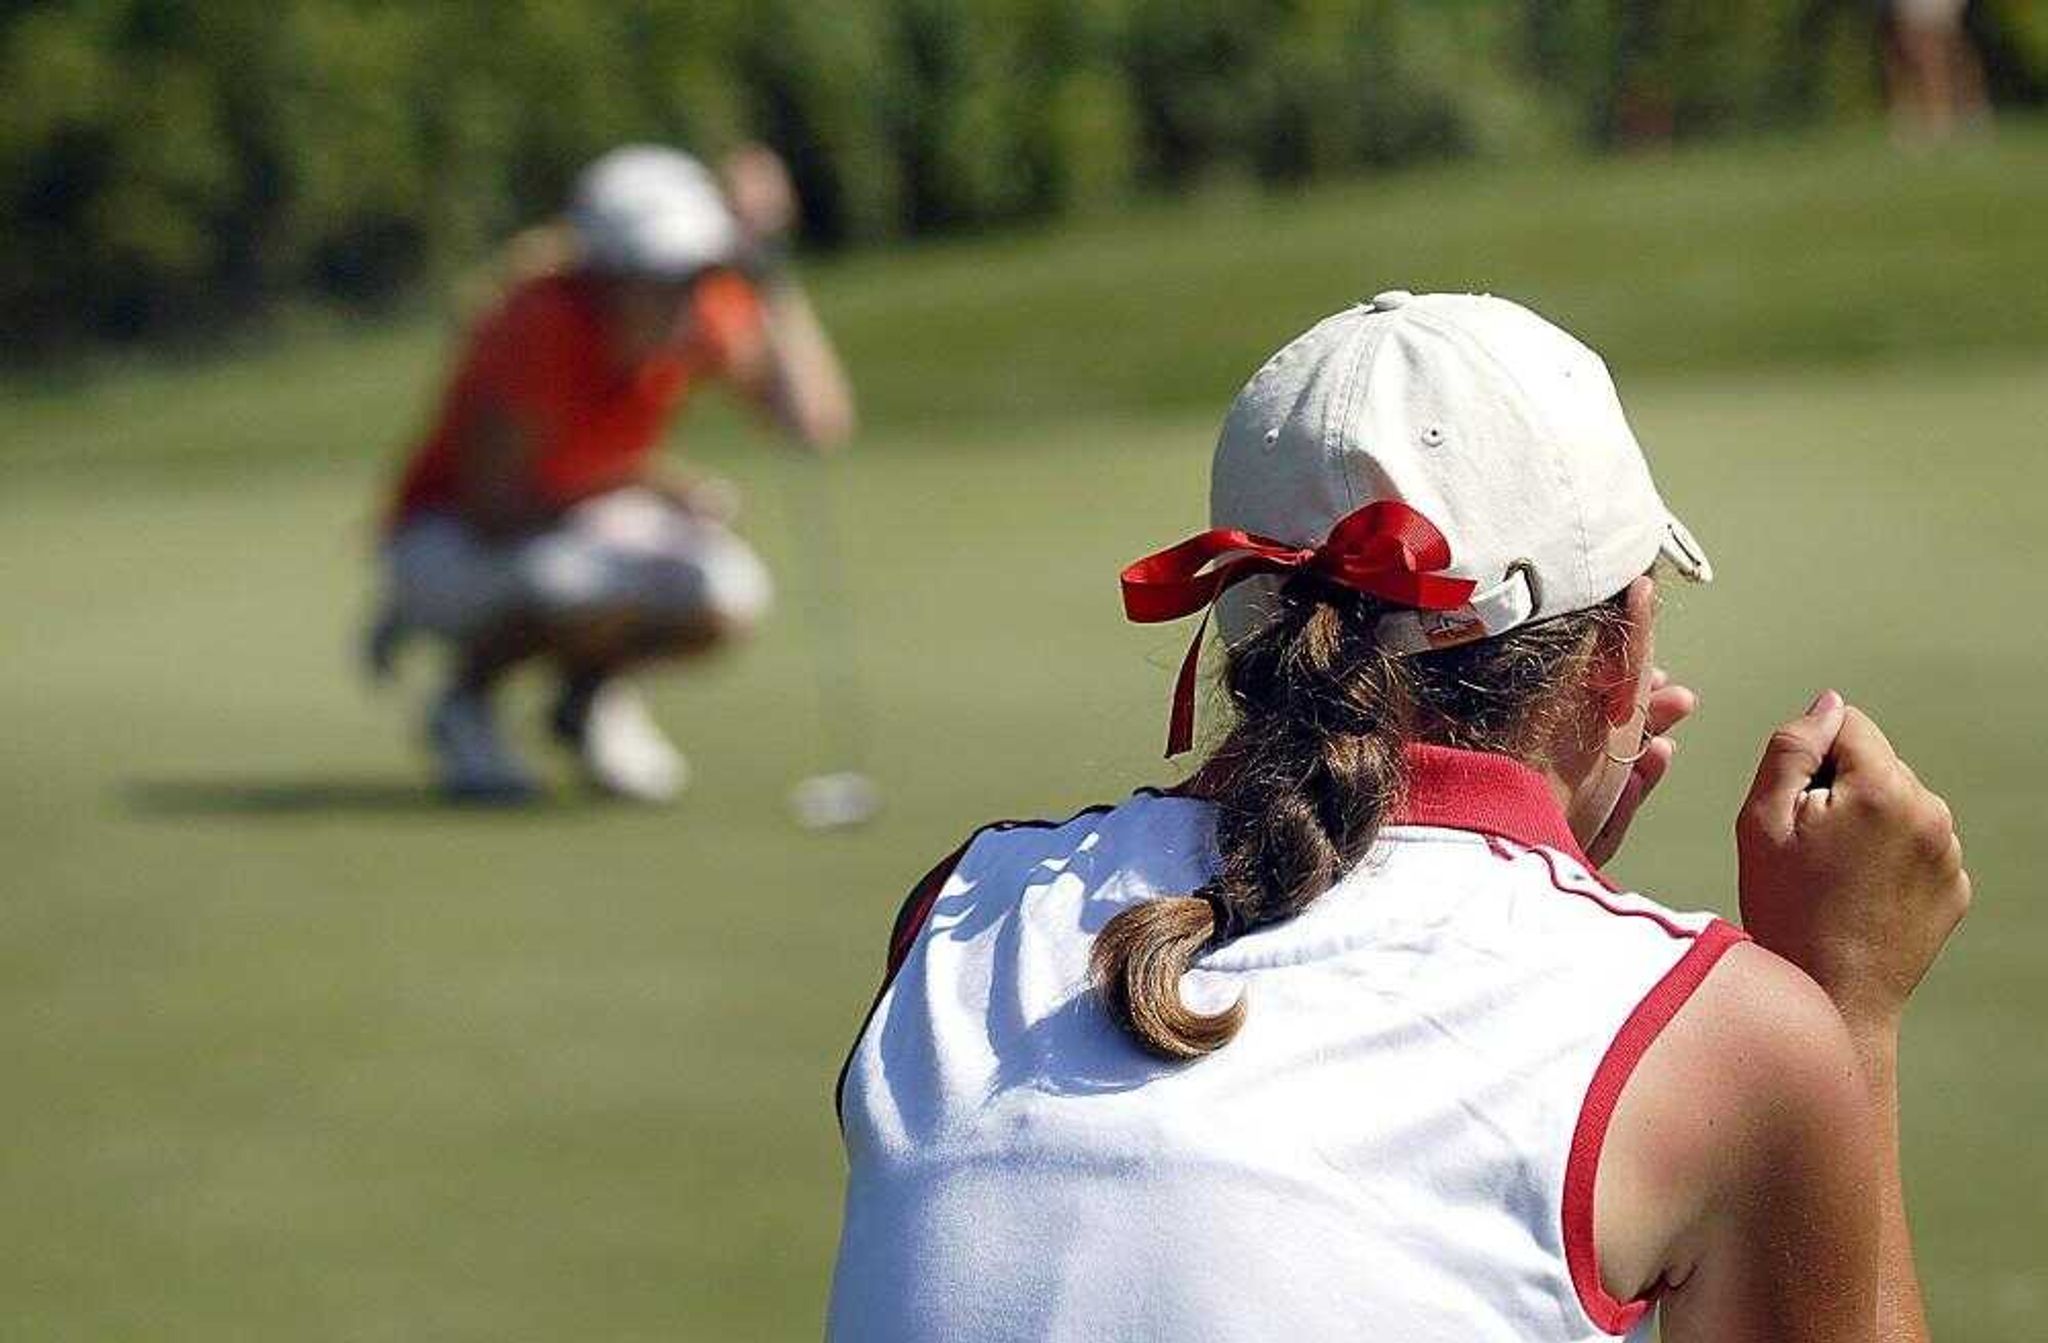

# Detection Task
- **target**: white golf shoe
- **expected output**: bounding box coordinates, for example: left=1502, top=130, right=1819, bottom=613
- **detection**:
left=555, top=682, right=688, bottom=803
left=428, top=688, right=539, bottom=802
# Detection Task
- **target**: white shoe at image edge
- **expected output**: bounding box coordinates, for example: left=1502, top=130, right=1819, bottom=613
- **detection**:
left=571, top=683, right=689, bottom=803
left=428, top=689, right=538, bottom=800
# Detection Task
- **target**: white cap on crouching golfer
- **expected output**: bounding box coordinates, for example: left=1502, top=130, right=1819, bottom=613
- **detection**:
left=570, top=145, right=741, bottom=278
left=1121, top=289, right=1711, bottom=755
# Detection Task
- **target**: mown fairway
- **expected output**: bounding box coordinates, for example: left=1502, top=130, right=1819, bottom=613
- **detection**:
left=4, top=128, right=2044, bottom=1340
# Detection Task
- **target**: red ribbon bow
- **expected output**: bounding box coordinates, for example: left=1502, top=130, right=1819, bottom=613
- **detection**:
left=1120, top=500, right=1477, bottom=756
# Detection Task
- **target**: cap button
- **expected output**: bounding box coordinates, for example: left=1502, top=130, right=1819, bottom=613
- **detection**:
left=1368, top=289, right=1414, bottom=310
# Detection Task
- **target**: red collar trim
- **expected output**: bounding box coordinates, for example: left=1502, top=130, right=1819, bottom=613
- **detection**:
left=1390, top=742, right=1597, bottom=870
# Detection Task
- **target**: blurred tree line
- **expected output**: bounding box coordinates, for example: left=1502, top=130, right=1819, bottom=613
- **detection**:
left=5, top=0, right=2042, bottom=352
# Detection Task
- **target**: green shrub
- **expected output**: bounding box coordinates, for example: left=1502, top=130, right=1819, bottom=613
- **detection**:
left=2, top=0, right=2036, bottom=352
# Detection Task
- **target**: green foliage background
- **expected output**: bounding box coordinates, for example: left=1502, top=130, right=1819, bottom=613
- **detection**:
left=6, top=0, right=2042, bottom=351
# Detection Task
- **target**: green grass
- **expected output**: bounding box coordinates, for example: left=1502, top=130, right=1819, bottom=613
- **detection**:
left=4, top=125, right=2046, bottom=1340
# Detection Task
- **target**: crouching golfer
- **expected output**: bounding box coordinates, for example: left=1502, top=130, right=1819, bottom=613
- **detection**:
left=829, top=292, right=1968, bottom=1341
left=374, top=144, right=854, bottom=801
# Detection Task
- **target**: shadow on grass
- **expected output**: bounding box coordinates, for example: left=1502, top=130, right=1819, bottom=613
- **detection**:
left=119, top=776, right=588, bottom=819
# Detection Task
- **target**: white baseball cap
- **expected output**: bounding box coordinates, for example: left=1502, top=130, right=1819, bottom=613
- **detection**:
left=569, top=145, right=741, bottom=278
left=1210, top=289, right=1711, bottom=651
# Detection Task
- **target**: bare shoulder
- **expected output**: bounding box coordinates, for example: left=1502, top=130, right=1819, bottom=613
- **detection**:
left=1595, top=940, right=1876, bottom=1329
left=1651, top=939, right=1862, bottom=1088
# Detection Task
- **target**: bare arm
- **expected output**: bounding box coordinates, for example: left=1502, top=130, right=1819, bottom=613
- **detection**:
left=1735, top=698, right=1966, bottom=1343
left=1598, top=693, right=1967, bottom=1343
left=1607, top=943, right=1882, bottom=1343
left=749, top=275, right=857, bottom=450
left=1850, top=1029, right=1925, bottom=1343
left=718, top=145, right=857, bottom=452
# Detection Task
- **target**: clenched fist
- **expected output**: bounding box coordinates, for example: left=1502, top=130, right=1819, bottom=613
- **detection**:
left=1736, top=690, right=1971, bottom=1031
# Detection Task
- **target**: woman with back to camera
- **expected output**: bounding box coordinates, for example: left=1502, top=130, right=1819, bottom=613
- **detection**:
left=827, top=291, right=1968, bottom=1341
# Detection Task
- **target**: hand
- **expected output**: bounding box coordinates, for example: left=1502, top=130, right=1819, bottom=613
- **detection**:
left=1735, top=691, right=1971, bottom=1032
left=720, top=143, right=798, bottom=242
left=1584, top=667, right=1697, bottom=867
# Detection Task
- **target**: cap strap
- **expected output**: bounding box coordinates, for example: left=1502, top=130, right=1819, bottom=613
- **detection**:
left=1374, top=566, right=1537, bottom=654
left=1120, top=501, right=1476, bottom=756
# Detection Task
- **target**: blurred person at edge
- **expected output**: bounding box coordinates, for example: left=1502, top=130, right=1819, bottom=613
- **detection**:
left=828, top=293, right=1969, bottom=1342
left=1884, top=0, right=1992, bottom=142
left=369, top=144, right=854, bottom=802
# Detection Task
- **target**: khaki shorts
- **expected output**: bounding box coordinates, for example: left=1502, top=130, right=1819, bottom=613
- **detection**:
left=384, top=487, right=773, bottom=638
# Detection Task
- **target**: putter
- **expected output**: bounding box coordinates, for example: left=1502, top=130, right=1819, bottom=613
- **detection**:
left=781, top=453, right=882, bottom=830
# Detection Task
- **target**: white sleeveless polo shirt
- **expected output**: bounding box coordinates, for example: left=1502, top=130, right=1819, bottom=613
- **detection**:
left=829, top=745, right=1744, bottom=1342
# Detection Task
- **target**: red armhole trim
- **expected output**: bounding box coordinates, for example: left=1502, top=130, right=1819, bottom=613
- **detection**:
left=1562, top=917, right=1748, bottom=1334
left=834, top=839, right=973, bottom=1128
left=885, top=841, right=974, bottom=978
left=878, top=800, right=1121, bottom=976
left=833, top=801, right=1119, bottom=1129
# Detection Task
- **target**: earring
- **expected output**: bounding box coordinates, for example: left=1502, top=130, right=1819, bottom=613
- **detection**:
left=1604, top=734, right=1653, bottom=766
left=1603, top=702, right=1653, bottom=765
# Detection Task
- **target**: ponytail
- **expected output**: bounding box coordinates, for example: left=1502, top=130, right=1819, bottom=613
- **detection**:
left=1090, top=895, right=1244, bottom=1061
left=1093, top=572, right=1631, bottom=1061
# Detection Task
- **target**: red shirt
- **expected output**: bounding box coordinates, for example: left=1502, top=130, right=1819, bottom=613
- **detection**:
left=390, top=270, right=763, bottom=524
